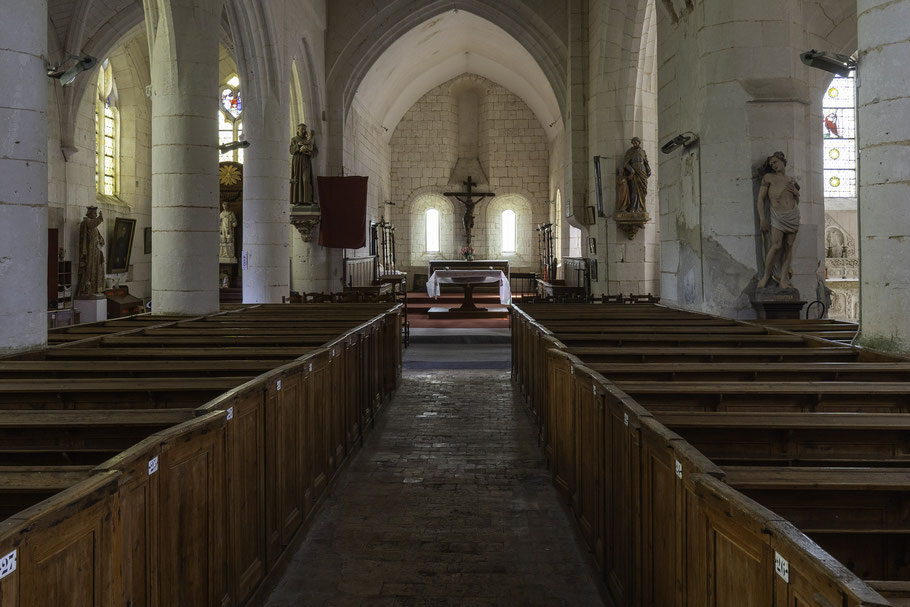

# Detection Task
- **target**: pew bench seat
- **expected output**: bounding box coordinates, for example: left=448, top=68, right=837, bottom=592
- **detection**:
left=588, top=361, right=910, bottom=382
left=567, top=346, right=858, bottom=363
left=44, top=347, right=314, bottom=359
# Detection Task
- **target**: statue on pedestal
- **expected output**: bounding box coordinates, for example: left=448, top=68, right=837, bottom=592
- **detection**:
left=76, top=206, right=105, bottom=296
left=621, top=137, right=651, bottom=212
left=756, top=151, right=800, bottom=289
left=290, top=123, right=317, bottom=206
left=615, top=137, right=652, bottom=240
left=219, top=202, right=238, bottom=262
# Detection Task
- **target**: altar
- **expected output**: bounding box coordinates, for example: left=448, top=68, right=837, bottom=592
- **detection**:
left=426, top=269, right=511, bottom=319
left=427, top=260, right=509, bottom=293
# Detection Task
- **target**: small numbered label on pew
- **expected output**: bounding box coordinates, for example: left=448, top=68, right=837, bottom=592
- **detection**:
left=675, top=460, right=683, bottom=479
left=309, top=363, right=313, bottom=372
left=774, top=552, right=790, bottom=583
left=0, top=550, right=16, bottom=579
left=227, top=407, right=234, bottom=421
left=148, top=456, right=159, bottom=476
left=624, top=413, right=629, bottom=426
left=277, top=379, right=282, bottom=391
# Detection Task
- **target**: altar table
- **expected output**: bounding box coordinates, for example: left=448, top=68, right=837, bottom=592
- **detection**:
left=426, top=270, right=512, bottom=306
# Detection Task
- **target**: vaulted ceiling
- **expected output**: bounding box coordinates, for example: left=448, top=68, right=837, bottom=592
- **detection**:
left=354, top=10, right=562, bottom=141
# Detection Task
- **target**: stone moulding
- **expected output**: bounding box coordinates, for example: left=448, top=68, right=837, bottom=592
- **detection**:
left=290, top=205, right=321, bottom=243
left=614, top=211, right=650, bottom=240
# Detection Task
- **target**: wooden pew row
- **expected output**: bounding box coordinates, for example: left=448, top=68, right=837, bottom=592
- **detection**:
left=541, top=349, right=890, bottom=607
left=586, top=361, right=910, bottom=382
left=568, top=345, right=859, bottom=363
left=0, top=303, right=403, bottom=606
left=511, top=305, right=896, bottom=606
left=724, top=466, right=910, bottom=581
left=656, top=410, right=910, bottom=465
left=0, top=360, right=281, bottom=378
left=616, top=381, right=910, bottom=413
left=555, top=333, right=808, bottom=347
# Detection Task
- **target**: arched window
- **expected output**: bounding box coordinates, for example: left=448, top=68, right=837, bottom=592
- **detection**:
left=501, top=209, right=516, bottom=253
left=426, top=208, right=440, bottom=252
left=95, top=59, right=119, bottom=197
left=569, top=225, right=582, bottom=257
left=823, top=72, right=856, bottom=197
left=219, top=75, right=244, bottom=163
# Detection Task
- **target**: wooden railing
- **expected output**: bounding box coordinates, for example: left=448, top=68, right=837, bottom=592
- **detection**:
left=0, top=304, right=402, bottom=606
left=343, top=255, right=377, bottom=287
left=510, top=305, right=893, bottom=607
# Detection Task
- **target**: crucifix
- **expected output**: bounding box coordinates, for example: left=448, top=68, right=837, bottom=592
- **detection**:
left=444, top=176, right=495, bottom=247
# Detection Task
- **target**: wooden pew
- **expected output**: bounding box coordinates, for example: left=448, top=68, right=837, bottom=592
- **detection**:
left=655, top=411, right=910, bottom=465
left=615, top=381, right=910, bottom=413
left=0, top=302, right=404, bottom=607
left=511, top=302, right=901, bottom=605
left=585, top=361, right=910, bottom=382
left=724, top=466, right=910, bottom=582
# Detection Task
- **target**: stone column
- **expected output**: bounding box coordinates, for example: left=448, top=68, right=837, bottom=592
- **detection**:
left=145, top=0, right=224, bottom=315
left=242, top=96, right=290, bottom=303
left=857, top=0, right=910, bottom=353
left=0, top=0, right=48, bottom=354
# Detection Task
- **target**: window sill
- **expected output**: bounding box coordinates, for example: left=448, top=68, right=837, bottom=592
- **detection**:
left=95, top=193, right=130, bottom=208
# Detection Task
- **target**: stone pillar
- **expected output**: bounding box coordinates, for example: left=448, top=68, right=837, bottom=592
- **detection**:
left=242, top=96, right=290, bottom=303
left=0, top=0, right=48, bottom=354
left=146, top=0, right=224, bottom=315
left=857, top=0, right=910, bottom=353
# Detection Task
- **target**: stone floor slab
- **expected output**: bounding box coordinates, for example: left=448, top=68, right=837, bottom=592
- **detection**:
left=264, top=369, right=605, bottom=607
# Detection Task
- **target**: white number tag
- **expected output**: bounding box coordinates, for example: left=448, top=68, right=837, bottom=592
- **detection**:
left=226, top=407, right=234, bottom=421
left=0, top=550, right=16, bottom=579
left=148, top=456, right=159, bottom=476
left=775, top=552, right=790, bottom=583
left=675, top=460, right=683, bottom=480
left=277, top=379, right=282, bottom=391
left=624, top=413, right=629, bottom=426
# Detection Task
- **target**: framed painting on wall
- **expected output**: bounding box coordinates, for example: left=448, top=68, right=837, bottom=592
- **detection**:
left=108, top=217, right=137, bottom=273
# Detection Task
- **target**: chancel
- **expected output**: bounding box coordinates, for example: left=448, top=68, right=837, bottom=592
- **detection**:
left=1, top=0, right=909, bottom=605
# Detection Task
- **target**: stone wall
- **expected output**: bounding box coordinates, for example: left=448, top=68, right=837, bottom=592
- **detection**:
left=47, top=30, right=152, bottom=303
left=656, top=0, right=837, bottom=319
left=389, top=74, right=549, bottom=276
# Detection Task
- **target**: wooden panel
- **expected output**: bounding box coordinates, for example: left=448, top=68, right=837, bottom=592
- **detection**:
left=573, top=368, right=603, bottom=555
left=226, top=389, right=266, bottom=604
left=157, top=414, right=228, bottom=607
left=274, top=374, right=303, bottom=545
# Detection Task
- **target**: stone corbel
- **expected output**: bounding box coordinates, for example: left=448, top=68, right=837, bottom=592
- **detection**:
left=290, top=205, right=321, bottom=243
left=614, top=211, right=650, bottom=240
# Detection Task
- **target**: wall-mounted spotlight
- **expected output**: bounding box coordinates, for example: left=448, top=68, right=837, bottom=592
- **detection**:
left=800, top=50, right=856, bottom=77
left=660, top=132, right=700, bottom=154
left=47, top=55, right=97, bottom=86
left=218, top=140, right=251, bottom=153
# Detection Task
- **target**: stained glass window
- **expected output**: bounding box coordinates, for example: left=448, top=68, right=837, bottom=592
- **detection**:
left=823, top=72, right=856, bottom=197
left=95, top=59, right=119, bottom=197
left=218, top=75, right=244, bottom=163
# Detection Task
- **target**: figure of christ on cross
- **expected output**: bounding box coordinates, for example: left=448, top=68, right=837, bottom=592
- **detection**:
left=444, top=176, right=495, bottom=247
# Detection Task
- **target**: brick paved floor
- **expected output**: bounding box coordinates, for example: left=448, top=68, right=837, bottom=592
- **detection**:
left=264, top=369, right=605, bottom=607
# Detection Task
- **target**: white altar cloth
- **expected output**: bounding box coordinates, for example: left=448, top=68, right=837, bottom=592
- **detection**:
left=426, top=270, right=511, bottom=304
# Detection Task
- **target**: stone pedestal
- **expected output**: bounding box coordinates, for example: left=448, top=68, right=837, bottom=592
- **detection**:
left=751, top=286, right=804, bottom=320
left=74, top=295, right=108, bottom=324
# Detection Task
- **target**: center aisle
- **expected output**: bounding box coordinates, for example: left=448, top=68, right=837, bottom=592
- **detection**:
left=264, top=349, right=605, bottom=606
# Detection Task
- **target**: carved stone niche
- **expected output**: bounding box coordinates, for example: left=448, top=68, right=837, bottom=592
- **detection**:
left=614, top=211, right=650, bottom=240
left=290, top=205, right=321, bottom=243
